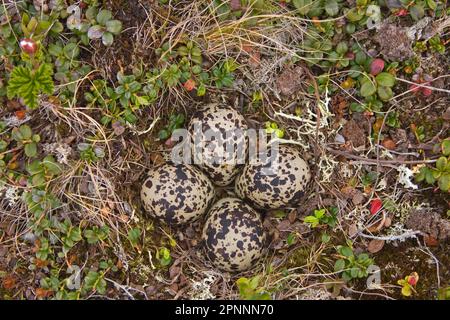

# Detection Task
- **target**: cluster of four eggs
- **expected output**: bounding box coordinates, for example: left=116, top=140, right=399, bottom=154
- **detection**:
left=141, top=104, right=311, bottom=272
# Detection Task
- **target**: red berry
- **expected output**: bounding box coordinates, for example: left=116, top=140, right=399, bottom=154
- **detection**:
left=19, top=38, right=38, bottom=55
left=408, top=276, right=417, bottom=286
left=370, top=59, right=385, bottom=76
left=421, top=86, right=432, bottom=97
left=369, top=199, right=383, bottom=215
left=395, top=9, right=408, bottom=16
left=410, top=83, right=420, bottom=93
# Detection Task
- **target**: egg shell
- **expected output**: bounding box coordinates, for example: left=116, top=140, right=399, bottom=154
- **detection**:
left=235, top=145, right=311, bottom=209
left=141, top=163, right=215, bottom=224
left=188, top=103, right=248, bottom=186
left=202, top=197, right=265, bottom=272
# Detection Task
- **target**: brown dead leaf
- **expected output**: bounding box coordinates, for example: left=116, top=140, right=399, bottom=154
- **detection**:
left=230, top=0, right=241, bottom=10
left=277, top=219, right=291, bottom=231
left=368, top=239, right=385, bottom=253
left=382, top=138, right=396, bottom=150
left=169, top=265, right=180, bottom=280
left=342, top=120, right=366, bottom=148
left=150, top=153, right=164, bottom=166
left=2, top=275, right=16, bottom=290
left=112, top=121, right=125, bottom=136
left=366, top=214, right=386, bottom=233
left=424, top=235, right=439, bottom=247
left=276, top=66, right=304, bottom=96
left=384, top=216, right=392, bottom=228
left=348, top=224, right=358, bottom=237
left=341, top=185, right=356, bottom=198
left=352, top=190, right=365, bottom=205
left=35, top=259, right=49, bottom=268
left=288, top=210, right=297, bottom=224
left=248, top=50, right=260, bottom=68
left=36, top=288, right=53, bottom=299
left=6, top=99, right=21, bottom=110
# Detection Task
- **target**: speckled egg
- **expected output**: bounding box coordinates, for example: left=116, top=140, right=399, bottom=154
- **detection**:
left=188, top=103, right=248, bottom=186
left=141, top=163, right=215, bottom=224
left=202, top=197, right=266, bottom=272
left=235, top=145, right=311, bottom=209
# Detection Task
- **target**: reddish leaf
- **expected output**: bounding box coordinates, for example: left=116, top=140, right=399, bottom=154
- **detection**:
left=370, top=59, right=385, bottom=76
left=424, top=234, right=439, bottom=247
left=407, top=272, right=419, bottom=286
left=2, top=275, right=16, bottom=290
left=230, top=0, right=241, bottom=10
left=15, top=110, right=26, bottom=119
left=370, top=199, right=383, bottom=215
left=410, top=83, right=420, bottom=93
left=183, top=79, right=196, bottom=91
left=36, top=288, right=53, bottom=298
left=421, top=86, right=432, bottom=97
left=345, top=51, right=355, bottom=60
left=382, top=138, right=396, bottom=150
left=395, top=9, right=408, bottom=16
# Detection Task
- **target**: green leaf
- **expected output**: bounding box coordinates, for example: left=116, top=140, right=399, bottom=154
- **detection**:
left=7, top=64, right=54, bottom=109
left=19, top=125, right=33, bottom=140
left=321, top=232, right=331, bottom=243
left=24, top=142, right=37, bottom=157
left=357, top=253, right=369, bottom=263
left=355, top=51, right=367, bottom=65
left=426, top=0, right=437, bottom=10
left=105, top=20, right=122, bottom=34
left=27, top=160, right=43, bottom=175
left=340, top=246, right=353, bottom=258
left=42, top=155, right=62, bottom=175
left=375, top=72, right=395, bottom=87
left=377, top=86, right=393, bottom=101
left=32, top=173, right=46, bottom=186
left=334, top=259, right=345, bottom=272
left=350, top=267, right=359, bottom=278
left=96, top=10, right=112, bottom=25
left=325, top=0, right=339, bottom=16
left=401, top=284, right=412, bottom=297
left=360, top=80, right=376, bottom=97
left=436, top=157, right=447, bottom=171
left=292, top=0, right=313, bottom=15
left=438, top=173, right=450, bottom=192
left=425, top=169, right=436, bottom=184
left=304, top=216, right=319, bottom=227
left=249, top=276, right=260, bottom=290
left=102, top=32, right=114, bottom=46
left=410, top=4, right=425, bottom=21
left=127, top=228, right=141, bottom=246
left=442, top=140, right=450, bottom=156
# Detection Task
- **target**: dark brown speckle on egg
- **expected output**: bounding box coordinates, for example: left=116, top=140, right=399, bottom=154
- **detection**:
left=188, top=103, right=248, bottom=186
left=235, top=145, right=311, bottom=209
left=202, top=197, right=265, bottom=272
left=141, top=163, right=215, bottom=224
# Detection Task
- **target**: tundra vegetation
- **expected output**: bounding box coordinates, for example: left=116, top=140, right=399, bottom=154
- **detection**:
left=0, top=0, right=449, bottom=300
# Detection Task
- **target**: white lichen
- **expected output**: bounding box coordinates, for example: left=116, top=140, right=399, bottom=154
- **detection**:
left=2, top=114, right=32, bottom=127
left=4, top=186, right=20, bottom=207
left=397, top=165, right=418, bottom=190
left=188, top=272, right=217, bottom=300
left=42, top=142, right=72, bottom=165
